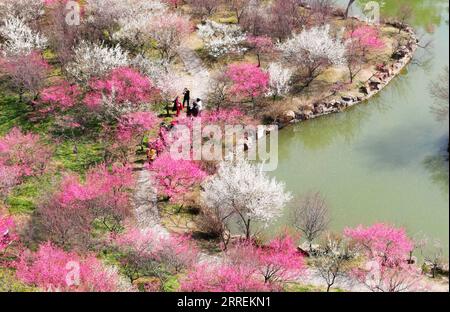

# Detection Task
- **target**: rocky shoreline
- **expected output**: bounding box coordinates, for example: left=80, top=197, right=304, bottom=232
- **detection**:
left=281, top=22, right=418, bottom=127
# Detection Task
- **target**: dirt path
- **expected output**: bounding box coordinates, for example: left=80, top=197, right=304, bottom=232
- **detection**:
left=177, top=46, right=211, bottom=100
left=133, top=168, right=169, bottom=237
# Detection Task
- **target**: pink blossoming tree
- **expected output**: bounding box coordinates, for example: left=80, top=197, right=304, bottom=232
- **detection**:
left=15, top=242, right=128, bottom=292
left=149, top=153, right=207, bottom=203
left=0, top=128, right=52, bottom=179
left=246, top=35, right=274, bottom=67
left=83, top=67, right=158, bottom=120
left=225, top=63, right=269, bottom=108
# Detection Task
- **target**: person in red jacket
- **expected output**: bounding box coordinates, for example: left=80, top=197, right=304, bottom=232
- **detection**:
left=173, top=96, right=183, bottom=117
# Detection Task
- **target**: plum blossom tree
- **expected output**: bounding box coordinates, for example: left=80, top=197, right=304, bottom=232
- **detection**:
left=278, top=24, right=347, bottom=88
left=198, top=20, right=247, bottom=58
left=246, top=35, right=273, bottom=67
left=345, top=24, right=384, bottom=82
left=202, top=160, right=292, bottom=240
left=228, top=235, right=305, bottom=285
left=149, top=153, right=207, bottom=203
left=147, top=14, right=193, bottom=61
left=83, top=67, right=157, bottom=120
left=0, top=51, right=50, bottom=102
left=0, top=128, right=52, bottom=179
left=225, top=63, right=269, bottom=108
left=39, top=81, right=81, bottom=112
left=15, top=242, right=130, bottom=292
left=344, top=223, right=423, bottom=292
left=0, top=0, right=45, bottom=23
left=344, top=223, right=414, bottom=267
left=187, top=0, right=222, bottom=18
left=181, top=264, right=269, bottom=292
left=112, top=228, right=199, bottom=285
left=37, top=164, right=135, bottom=248
left=182, top=234, right=304, bottom=291
left=66, top=41, right=130, bottom=83
left=266, top=62, right=293, bottom=99
left=0, top=164, right=21, bottom=201
left=0, top=16, right=47, bottom=56
left=270, top=0, right=304, bottom=40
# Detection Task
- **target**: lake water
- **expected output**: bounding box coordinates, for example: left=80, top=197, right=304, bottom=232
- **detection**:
left=269, top=0, right=449, bottom=254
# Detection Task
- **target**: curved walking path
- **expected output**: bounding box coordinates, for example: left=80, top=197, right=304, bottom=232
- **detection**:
left=177, top=45, right=211, bottom=99
left=133, top=168, right=169, bottom=237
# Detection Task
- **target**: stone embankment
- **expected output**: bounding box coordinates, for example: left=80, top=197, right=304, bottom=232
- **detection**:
left=283, top=24, right=418, bottom=125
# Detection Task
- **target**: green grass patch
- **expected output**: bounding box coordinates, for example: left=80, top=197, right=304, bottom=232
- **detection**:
left=6, top=174, right=53, bottom=214
left=54, top=140, right=105, bottom=174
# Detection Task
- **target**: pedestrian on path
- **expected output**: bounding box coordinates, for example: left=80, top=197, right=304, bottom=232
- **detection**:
left=173, top=96, right=183, bottom=117
left=183, top=88, right=190, bottom=109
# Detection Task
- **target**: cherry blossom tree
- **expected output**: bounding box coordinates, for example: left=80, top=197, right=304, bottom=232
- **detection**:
left=15, top=242, right=130, bottom=292
left=225, top=63, right=269, bottom=108
left=149, top=153, right=207, bottom=203
left=83, top=67, right=157, bottom=120
left=202, top=160, right=292, bottom=240
left=266, top=62, right=293, bottom=99
left=198, top=20, right=247, bottom=58
left=278, top=24, right=347, bottom=88
left=66, top=41, right=130, bottom=83
left=0, top=16, right=47, bottom=56
left=246, top=35, right=273, bottom=67
left=0, top=128, right=52, bottom=179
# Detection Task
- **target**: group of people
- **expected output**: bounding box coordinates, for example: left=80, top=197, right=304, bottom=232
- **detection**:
left=173, top=88, right=203, bottom=117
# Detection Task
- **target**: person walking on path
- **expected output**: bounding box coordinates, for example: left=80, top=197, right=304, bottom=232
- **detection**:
left=183, top=88, right=190, bottom=109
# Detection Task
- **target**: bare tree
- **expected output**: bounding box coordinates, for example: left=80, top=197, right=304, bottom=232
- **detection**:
left=207, top=71, right=230, bottom=111
left=309, top=0, right=335, bottom=25
left=424, top=240, right=446, bottom=279
left=313, top=233, right=355, bottom=292
left=292, top=192, right=330, bottom=249
left=396, top=4, right=413, bottom=33
left=187, top=0, right=222, bottom=18
left=229, top=0, right=251, bottom=24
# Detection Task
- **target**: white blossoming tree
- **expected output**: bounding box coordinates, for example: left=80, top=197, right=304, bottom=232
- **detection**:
left=0, top=16, right=47, bottom=56
left=197, top=20, right=247, bottom=58
left=0, top=0, right=45, bottom=23
left=66, top=41, right=130, bottom=83
left=278, top=25, right=347, bottom=87
left=267, top=62, right=294, bottom=99
left=202, top=160, right=292, bottom=240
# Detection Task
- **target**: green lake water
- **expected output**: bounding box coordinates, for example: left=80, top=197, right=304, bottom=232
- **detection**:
left=269, top=0, right=449, bottom=254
